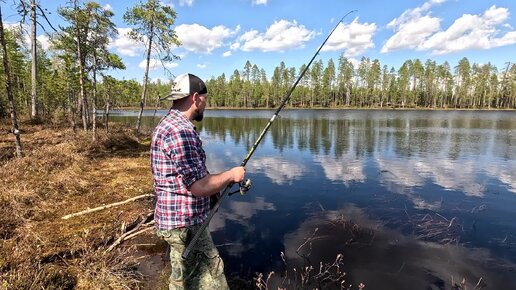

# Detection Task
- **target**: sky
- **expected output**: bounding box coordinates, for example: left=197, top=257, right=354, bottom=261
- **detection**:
left=2, top=0, right=516, bottom=83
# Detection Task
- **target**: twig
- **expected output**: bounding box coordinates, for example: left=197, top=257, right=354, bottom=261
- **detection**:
left=474, top=277, right=485, bottom=290
left=396, top=261, right=405, bottom=274
left=435, top=212, right=449, bottom=222
left=404, top=204, right=410, bottom=219
left=106, top=220, right=155, bottom=252
left=124, top=225, right=154, bottom=240
left=448, top=217, right=457, bottom=228
left=296, top=227, right=318, bottom=255
left=62, top=194, right=153, bottom=219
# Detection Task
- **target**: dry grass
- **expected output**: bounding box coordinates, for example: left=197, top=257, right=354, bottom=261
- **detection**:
left=0, top=121, right=153, bottom=289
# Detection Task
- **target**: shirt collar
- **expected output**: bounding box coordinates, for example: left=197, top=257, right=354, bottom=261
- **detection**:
left=169, top=108, right=196, bottom=130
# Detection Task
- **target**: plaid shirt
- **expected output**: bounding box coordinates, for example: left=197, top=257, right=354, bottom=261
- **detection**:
left=151, top=109, right=209, bottom=230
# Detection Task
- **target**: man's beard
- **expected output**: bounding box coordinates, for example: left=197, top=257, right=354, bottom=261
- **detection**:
left=193, top=109, right=204, bottom=121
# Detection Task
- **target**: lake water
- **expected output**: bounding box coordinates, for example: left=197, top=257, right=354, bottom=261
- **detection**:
left=110, top=109, right=516, bottom=289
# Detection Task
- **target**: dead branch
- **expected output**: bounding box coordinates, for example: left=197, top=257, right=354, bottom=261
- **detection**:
left=122, top=225, right=154, bottom=241
left=296, top=227, right=318, bottom=256
left=106, top=220, right=155, bottom=252
left=61, top=194, right=153, bottom=220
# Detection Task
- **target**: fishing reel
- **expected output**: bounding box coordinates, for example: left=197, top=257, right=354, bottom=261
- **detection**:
left=229, top=179, right=252, bottom=196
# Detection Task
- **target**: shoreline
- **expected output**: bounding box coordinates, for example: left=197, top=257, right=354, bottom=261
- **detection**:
left=112, top=106, right=516, bottom=111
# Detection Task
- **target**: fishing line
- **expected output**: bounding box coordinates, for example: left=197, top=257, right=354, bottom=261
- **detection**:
left=182, top=10, right=357, bottom=259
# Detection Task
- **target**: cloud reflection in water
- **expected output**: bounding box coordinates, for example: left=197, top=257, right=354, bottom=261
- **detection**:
left=314, top=153, right=366, bottom=185
left=247, top=156, right=307, bottom=185
left=279, top=206, right=516, bottom=290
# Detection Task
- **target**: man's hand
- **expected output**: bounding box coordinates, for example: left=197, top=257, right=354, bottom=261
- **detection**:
left=191, top=166, right=246, bottom=197
left=230, top=166, right=246, bottom=183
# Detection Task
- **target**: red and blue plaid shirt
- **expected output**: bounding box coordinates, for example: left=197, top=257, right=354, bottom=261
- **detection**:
left=151, top=109, right=209, bottom=230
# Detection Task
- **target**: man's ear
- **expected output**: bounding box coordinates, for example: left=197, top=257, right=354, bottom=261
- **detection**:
left=192, top=92, right=201, bottom=104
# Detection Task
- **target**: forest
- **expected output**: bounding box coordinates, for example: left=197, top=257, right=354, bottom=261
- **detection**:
left=1, top=0, right=515, bottom=133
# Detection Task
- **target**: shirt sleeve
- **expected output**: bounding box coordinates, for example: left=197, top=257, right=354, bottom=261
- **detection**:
left=163, top=129, right=208, bottom=189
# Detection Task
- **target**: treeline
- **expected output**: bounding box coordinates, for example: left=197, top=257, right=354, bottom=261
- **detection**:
left=206, top=58, right=516, bottom=109
left=1, top=0, right=515, bottom=135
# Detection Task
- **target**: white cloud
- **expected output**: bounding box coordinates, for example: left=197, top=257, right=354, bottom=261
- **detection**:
left=150, top=76, right=172, bottom=83
left=5, top=23, right=51, bottom=51
left=252, top=0, right=267, bottom=5
left=197, top=63, right=207, bottom=69
left=322, top=18, right=377, bottom=57
left=237, top=19, right=316, bottom=52
left=421, top=5, right=516, bottom=55
left=138, top=59, right=178, bottom=71
left=348, top=57, right=360, bottom=68
left=103, top=4, right=112, bottom=11
left=179, top=0, right=193, bottom=6
left=382, top=2, right=516, bottom=54
left=222, top=50, right=232, bottom=57
left=37, top=35, right=50, bottom=50
left=4, top=22, right=21, bottom=31
left=229, top=42, right=240, bottom=50
left=175, top=23, right=237, bottom=54
left=382, top=15, right=441, bottom=53
left=110, top=28, right=145, bottom=57
left=381, top=0, right=444, bottom=53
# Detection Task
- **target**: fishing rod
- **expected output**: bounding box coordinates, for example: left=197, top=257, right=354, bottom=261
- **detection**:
left=182, top=11, right=356, bottom=259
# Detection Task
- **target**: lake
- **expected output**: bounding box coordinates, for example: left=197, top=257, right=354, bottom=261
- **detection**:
left=110, top=109, right=516, bottom=289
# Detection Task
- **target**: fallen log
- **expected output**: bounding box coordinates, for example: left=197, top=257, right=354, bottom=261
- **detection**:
left=61, top=194, right=153, bottom=220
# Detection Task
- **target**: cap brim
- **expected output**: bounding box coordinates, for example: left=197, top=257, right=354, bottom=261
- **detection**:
left=162, top=93, right=190, bottom=101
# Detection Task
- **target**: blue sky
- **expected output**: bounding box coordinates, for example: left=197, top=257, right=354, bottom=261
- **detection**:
left=3, top=0, right=516, bottom=83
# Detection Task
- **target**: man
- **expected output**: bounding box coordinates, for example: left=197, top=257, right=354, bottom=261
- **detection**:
left=151, top=73, right=245, bottom=290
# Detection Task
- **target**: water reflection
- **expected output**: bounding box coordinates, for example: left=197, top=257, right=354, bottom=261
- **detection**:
left=247, top=157, right=307, bottom=185
left=314, top=153, right=366, bottom=185
left=109, top=109, right=516, bottom=287
left=280, top=206, right=516, bottom=290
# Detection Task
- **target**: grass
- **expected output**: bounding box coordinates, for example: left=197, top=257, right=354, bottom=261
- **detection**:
left=0, top=120, right=153, bottom=289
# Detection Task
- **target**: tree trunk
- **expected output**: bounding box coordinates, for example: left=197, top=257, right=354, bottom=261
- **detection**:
left=152, top=93, right=161, bottom=120
left=30, top=0, right=38, bottom=121
left=105, top=100, right=111, bottom=133
left=73, top=0, right=88, bottom=131
left=92, top=54, right=98, bottom=141
left=0, top=7, right=23, bottom=157
left=136, top=24, right=154, bottom=133
left=67, top=81, right=77, bottom=133
left=105, top=87, right=111, bottom=133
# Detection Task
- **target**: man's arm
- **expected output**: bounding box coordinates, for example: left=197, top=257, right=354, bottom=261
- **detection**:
left=190, top=166, right=245, bottom=197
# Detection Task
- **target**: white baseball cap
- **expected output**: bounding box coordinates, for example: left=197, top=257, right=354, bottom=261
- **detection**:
left=164, top=73, right=207, bottom=100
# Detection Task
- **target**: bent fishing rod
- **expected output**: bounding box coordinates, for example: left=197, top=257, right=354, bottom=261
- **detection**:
left=182, top=11, right=356, bottom=259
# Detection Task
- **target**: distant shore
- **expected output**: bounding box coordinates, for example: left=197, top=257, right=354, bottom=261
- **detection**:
left=113, top=106, right=516, bottom=111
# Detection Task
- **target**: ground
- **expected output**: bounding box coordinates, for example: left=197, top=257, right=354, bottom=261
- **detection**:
left=0, top=120, right=169, bottom=289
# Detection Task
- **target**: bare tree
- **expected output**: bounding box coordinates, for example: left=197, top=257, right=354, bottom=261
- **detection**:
left=0, top=6, right=23, bottom=157
left=17, top=0, right=57, bottom=122
left=30, top=0, right=37, bottom=120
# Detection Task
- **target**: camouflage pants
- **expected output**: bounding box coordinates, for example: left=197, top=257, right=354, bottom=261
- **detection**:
left=157, top=224, right=229, bottom=290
